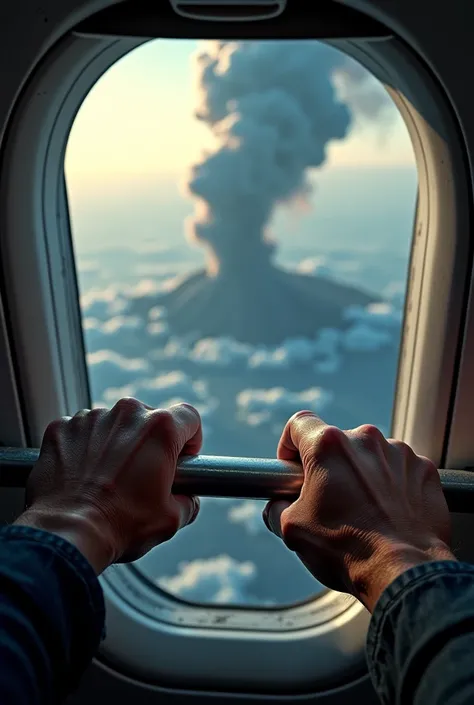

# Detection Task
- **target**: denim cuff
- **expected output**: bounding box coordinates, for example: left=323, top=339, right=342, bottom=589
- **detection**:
left=0, top=524, right=106, bottom=640
left=367, top=560, right=474, bottom=696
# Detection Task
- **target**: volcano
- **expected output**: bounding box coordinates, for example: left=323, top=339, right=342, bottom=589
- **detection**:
left=130, top=41, right=387, bottom=345
left=153, top=267, right=375, bottom=345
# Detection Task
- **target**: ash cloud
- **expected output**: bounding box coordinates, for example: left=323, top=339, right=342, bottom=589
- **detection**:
left=186, top=40, right=391, bottom=271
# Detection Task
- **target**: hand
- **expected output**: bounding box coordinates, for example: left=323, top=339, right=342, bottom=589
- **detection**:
left=15, top=398, right=202, bottom=574
left=263, top=412, right=456, bottom=612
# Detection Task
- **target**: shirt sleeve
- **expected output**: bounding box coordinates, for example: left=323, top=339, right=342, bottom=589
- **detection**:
left=0, top=524, right=105, bottom=705
left=367, top=560, right=474, bottom=705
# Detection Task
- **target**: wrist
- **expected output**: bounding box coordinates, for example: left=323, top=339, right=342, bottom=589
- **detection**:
left=14, top=507, right=117, bottom=575
left=348, top=538, right=456, bottom=613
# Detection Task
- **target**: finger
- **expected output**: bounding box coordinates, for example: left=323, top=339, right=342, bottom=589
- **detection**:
left=277, top=411, right=328, bottom=461
left=72, top=408, right=91, bottom=418
left=111, top=397, right=153, bottom=416
left=170, top=494, right=200, bottom=530
left=263, top=500, right=292, bottom=538
left=167, top=403, right=203, bottom=457
left=106, top=398, right=156, bottom=439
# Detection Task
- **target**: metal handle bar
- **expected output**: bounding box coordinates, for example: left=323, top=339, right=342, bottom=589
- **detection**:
left=1, top=449, right=474, bottom=512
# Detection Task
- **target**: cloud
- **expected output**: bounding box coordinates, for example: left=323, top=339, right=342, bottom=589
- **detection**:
left=146, top=306, right=170, bottom=338
left=186, top=41, right=382, bottom=272
left=126, top=279, right=165, bottom=299
left=132, top=262, right=192, bottom=278
left=77, top=258, right=100, bottom=274
left=236, top=386, right=333, bottom=428
left=313, top=327, right=343, bottom=354
left=133, top=371, right=208, bottom=406
left=341, top=303, right=401, bottom=352
left=80, top=280, right=174, bottom=325
left=86, top=350, right=151, bottom=400
left=158, top=555, right=257, bottom=605
left=248, top=338, right=316, bottom=370
left=81, top=270, right=404, bottom=378
left=228, top=500, right=267, bottom=535
left=383, top=280, right=406, bottom=308
left=147, top=321, right=169, bottom=338
left=159, top=337, right=194, bottom=362
left=344, top=302, right=403, bottom=329
left=101, top=371, right=219, bottom=441
left=296, top=256, right=333, bottom=278
left=190, top=337, right=253, bottom=367
left=80, top=286, right=129, bottom=320
left=83, top=315, right=146, bottom=354
left=148, top=306, right=168, bottom=321
left=147, top=316, right=398, bottom=378
left=82, top=276, right=404, bottom=416
left=314, top=354, right=341, bottom=374
left=248, top=347, right=290, bottom=370
left=342, top=323, right=392, bottom=352
left=331, top=58, right=393, bottom=125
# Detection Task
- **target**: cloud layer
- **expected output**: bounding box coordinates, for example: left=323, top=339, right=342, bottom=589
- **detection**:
left=159, top=555, right=257, bottom=605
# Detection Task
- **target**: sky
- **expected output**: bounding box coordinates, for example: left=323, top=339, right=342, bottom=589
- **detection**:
left=64, top=38, right=415, bottom=199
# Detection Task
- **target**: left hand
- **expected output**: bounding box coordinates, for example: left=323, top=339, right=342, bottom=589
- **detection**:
left=15, top=399, right=202, bottom=573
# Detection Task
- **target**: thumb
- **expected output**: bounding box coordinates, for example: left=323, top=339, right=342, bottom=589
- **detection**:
left=263, top=500, right=292, bottom=538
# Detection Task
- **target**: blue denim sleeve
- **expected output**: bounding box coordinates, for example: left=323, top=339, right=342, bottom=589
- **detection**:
left=367, top=560, right=474, bottom=705
left=0, top=524, right=105, bottom=705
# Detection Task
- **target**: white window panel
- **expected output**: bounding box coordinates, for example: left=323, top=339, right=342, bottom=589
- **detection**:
left=0, top=20, right=471, bottom=697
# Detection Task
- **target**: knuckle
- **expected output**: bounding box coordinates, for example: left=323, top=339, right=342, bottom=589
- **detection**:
left=389, top=438, right=408, bottom=453
left=73, top=408, right=90, bottom=418
left=88, top=406, right=107, bottom=420
left=148, top=409, right=179, bottom=448
left=151, top=408, right=176, bottom=431
left=420, top=454, right=438, bottom=476
left=43, top=417, right=69, bottom=442
left=176, top=402, right=198, bottom=415
left=316, top=425, right=345, bottom=453
left=114, top=397, right=143, bottom=414
left=390, top=438, right=415, bottom=460
left=357, top=423, right=385, bottom=447
left=70, top=408, right=92, bottom=425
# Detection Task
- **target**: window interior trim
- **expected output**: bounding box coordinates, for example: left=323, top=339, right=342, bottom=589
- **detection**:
left=0, top=294, right=25, bottom=447
left=0, top=29, right=470, bottom=459
left=0, top=34, right=146, bottom=442
left=0, top=23, right=472, bottom=693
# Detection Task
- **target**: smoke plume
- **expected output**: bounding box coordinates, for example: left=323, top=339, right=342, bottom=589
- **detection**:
left=185, top=40, right=390, bottom=275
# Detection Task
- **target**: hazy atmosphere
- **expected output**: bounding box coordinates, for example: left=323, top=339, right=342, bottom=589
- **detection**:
left=65, top=39, right=417, bottom=607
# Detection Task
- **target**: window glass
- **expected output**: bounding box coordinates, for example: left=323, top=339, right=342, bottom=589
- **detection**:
left=65, top=39, right=417, bottom=607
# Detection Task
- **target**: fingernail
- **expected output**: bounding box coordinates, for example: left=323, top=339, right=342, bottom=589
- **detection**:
left=188, top=497, right=200, bottom=525
left=180, top=403, right=199, bottom=416
left=294, top=410, right=316, bottom=420
left=262, top=506, right=271, bottom=531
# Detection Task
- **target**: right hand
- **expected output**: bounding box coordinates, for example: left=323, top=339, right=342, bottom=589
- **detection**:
left=263, top=411, right=456, bottom=612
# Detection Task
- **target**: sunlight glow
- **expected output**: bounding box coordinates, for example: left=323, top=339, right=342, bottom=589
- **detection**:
left=65, top=39, right=415, bottom=199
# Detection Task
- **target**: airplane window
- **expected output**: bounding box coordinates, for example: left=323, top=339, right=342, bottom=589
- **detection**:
left=65, top=38, right=417, bottom=608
